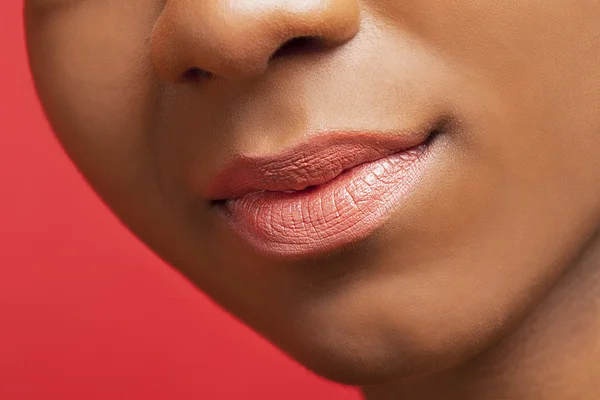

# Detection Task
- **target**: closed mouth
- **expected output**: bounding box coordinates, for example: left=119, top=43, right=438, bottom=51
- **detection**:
left=204, top=118, right=446, bottom=259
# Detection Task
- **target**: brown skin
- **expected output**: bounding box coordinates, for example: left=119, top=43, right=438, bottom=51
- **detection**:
left=24, top=0, right=600, bottom=398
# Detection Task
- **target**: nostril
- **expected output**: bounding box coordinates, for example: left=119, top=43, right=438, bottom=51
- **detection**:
left=271, top=36, right=324, bottom=59
left=181, top=67, right=214, bottom=82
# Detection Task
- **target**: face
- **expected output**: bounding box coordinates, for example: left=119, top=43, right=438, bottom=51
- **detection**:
left=25, top=0, right=600, bottom=384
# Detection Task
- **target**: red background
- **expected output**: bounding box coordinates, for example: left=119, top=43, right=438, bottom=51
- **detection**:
left=0, top=2, right=361, bottom=399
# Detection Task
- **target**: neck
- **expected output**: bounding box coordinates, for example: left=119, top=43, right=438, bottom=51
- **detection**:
left=362, top=231, right=600, bottom=400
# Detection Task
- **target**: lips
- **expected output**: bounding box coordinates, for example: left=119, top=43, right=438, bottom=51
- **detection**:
left=205, top=125, right=440, bottom=259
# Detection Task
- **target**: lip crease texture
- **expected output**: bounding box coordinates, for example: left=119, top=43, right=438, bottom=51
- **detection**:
left=205, top=128, right=438, bottom=259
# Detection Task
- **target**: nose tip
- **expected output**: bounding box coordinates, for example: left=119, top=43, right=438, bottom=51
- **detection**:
left=150, top=0, right=361, bottom=82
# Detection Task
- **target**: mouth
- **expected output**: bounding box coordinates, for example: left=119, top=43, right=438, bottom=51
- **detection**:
left=205, top=119, right=446, bottom=259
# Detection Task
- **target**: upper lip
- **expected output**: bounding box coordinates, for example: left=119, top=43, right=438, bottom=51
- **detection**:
left=204, top=123, right=440, bottom=201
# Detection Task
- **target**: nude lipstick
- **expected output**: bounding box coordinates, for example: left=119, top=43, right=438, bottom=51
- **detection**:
left=206, top=130, right=437, bottom=258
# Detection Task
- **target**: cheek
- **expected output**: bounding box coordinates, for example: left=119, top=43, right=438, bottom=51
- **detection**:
left=25, top=1, right=162, bottom=210
left=371, top=0, right=600, bottom=123
left=24, top=2, right=213, bottom=269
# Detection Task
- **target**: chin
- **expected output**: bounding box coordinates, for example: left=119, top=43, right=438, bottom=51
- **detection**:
left=275, top=325, right=462, bottom=386
left=255, top=297, right=502, bottom=387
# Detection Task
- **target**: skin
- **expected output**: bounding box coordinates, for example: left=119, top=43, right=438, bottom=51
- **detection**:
left=24, top=0, right=600, bottom=398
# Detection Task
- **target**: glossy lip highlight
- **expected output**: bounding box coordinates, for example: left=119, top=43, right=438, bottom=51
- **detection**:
left=205, top=125, right=442, bottom=259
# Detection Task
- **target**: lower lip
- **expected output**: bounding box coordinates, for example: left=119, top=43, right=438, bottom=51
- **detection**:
left=215, top=145, right=433, bottom=259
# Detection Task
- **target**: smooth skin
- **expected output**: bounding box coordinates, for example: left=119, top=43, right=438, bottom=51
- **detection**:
left=25, top=1, right=600, bottom=398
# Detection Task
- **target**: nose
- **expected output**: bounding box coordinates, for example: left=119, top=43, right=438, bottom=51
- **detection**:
left=150, top=0, right=361, bottom=82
